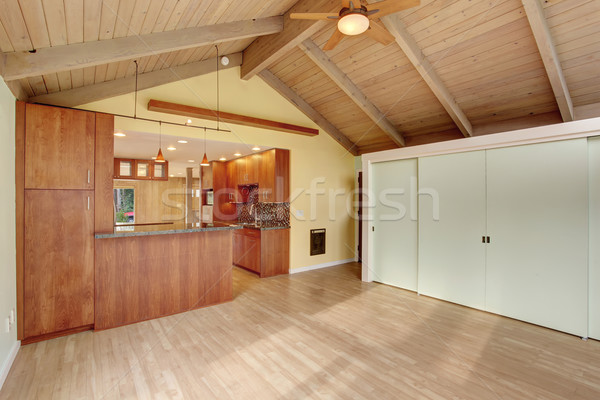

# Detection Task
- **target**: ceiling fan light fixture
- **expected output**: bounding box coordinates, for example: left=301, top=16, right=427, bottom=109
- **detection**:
left=338, top=13, right=369, bottom=36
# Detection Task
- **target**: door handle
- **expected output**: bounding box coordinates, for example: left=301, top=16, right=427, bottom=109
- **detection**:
left=87, top=169, right=91, bottom=184
left=87, top=196, right=90, bottom=210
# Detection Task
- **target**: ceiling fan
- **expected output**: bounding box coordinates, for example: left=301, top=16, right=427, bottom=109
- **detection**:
left=290, top=0, right=420, bottom=50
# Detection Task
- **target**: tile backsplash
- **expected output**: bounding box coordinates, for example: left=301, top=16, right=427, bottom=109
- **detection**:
left=236, top=185, right=290, bottom=226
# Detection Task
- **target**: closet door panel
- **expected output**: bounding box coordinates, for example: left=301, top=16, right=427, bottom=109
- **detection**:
left=486, top=139, right=588, bottom=337
left=371, top=159, right=418, bottom=291
left=589, top=136, right=600, bottom=340
left=418, top=151, right=487, bottom=309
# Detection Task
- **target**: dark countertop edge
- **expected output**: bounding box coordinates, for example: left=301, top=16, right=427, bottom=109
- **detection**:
left=95, top=225, right=242, bottom=239
left=249, top=225, right=291, bottom=231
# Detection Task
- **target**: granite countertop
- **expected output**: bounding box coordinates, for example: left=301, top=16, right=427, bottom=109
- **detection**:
left=228, top=222, right=291, bottom=231
left=95, top=222, right=242, bottom=239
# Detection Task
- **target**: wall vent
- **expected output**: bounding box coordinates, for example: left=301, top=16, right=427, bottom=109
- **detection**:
left=310, top=229, right=326, bottom=256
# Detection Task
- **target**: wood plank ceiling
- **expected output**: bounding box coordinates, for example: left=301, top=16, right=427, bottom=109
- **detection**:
left=0, top=0, right=598, bottom=154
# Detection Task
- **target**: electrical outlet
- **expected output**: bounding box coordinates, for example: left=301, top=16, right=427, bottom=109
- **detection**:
left=9, top=308, right=15, bottom=325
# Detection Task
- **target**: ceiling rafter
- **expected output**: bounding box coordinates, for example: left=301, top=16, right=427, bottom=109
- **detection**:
left=258, top=69, right=359, bottom=155
left=380, top=13, right=473, bottom=138
left=1, top=17, right=283, bottom=82
left=27, top=53, right=243, bottom=108
left=241, top=0, right=341, bottom=80
left=521, top=0, right=574, bottom=122
left=299, top=39, right=406, bottom=147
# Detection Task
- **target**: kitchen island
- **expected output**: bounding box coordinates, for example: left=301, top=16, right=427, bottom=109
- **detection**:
left=94, top=222, right=241, bottom=330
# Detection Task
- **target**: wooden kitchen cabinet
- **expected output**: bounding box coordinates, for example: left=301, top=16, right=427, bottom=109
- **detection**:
left=25, top=103, right=95, bottom=190
left=233, top=228, right=290, bottom=277
left=23, top=190, right=95, bottom=339
left=227, top=160, right=239, bottom=202
left=233, top=229, right=261, bottom=273
left=113, top=158, right=168, bottom=180
left=259, top=149, right=289, bottom=202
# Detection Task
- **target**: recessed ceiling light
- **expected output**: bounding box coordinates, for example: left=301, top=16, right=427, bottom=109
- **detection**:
left=169, top=174, right=174, bottom=177
left=187, top=119, right=192, bottom=124
left=114, top=132, right=126, bottom=137
left=234, top=152, right=242, bottom=157
left=152, top=156, right=157, bottom=160
left=188, top=160, right=195, bottom=163
left=177, top=140, right=188, bottom=144
left=177, top=172, right=183, bottom=175
left=252, top=146, right=261, bottom=151
left=167, top=147, right=176, bottom=151
left=219, top=157, right=227, bottom=161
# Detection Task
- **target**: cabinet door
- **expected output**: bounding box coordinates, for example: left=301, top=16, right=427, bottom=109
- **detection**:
left=25, top=104, right=95, bottom=190
left=418, top=151, right=487, bottom=309
left=486, top=139, right=588, bottom=337
left=24, top=190, right=95, bottom=338
left=371, top=159, right=418, bottom=291
left=259, top=150, right=275, bottom=201
left=589, top=137, right=600, bottom=339
left=236, top=157, right=248, bottom=184
left=226, top=160, right=238, bottom=202
left=273, top=149, right=290, bottom=202
left=233, top=231, right=261, bottom=272
left=247, top=154, right=260, bottom=184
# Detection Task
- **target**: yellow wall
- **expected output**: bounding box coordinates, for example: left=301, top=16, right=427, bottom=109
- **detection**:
left=81, top=67, right=356, bottom=269
left=0, top=78, right=17, bottom=385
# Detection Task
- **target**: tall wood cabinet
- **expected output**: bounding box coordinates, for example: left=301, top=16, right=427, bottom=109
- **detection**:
left=16, top=102, right=114, bottom=343
left=259, top=149, right=289, bottom=202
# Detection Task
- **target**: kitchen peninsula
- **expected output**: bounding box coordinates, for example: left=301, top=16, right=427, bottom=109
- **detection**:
left=94, top=222, right=241, bottom=330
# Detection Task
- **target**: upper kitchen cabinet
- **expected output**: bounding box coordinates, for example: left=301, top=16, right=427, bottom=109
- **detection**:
left=259, top=149, right=289, bottom=202
left=25, top=103, right=95, bottom=190
left=237, top=154, right=260, bottom=185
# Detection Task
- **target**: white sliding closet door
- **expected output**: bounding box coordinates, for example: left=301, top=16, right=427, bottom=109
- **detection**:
left=418, top=151, right=487, bottom=309
left=486, top=139, right=588, bottom=337
left=371, top=159, right=418, bottom=291
left=589, top=136, right=600, bottom=340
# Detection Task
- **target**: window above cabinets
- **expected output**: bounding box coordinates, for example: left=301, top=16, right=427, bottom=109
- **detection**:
left=114, top=158, right=168, bottom=181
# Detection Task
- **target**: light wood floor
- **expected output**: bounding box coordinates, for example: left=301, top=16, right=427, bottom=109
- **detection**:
left=2, top=262, right=600, bottom=399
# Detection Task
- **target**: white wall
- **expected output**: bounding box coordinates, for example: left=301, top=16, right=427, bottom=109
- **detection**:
left=0, top=78, right=17, bottom=388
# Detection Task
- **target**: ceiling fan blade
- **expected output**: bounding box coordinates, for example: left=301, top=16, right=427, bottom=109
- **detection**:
left=364, top=20, right=395, bottom=46
left=323, top=29, right=346, bottom=51
left=367, top=0, right=420, bottom=18
left=290, top=12, right=339, bottom=20
left=342, top=0, right=351, bottom=7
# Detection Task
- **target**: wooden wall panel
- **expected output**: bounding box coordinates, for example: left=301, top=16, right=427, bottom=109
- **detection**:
left=114, top=177, right=187, bottom=224
left=95, top=230, right=233, bottom=330
left=95, top=113, right=114, bottom=233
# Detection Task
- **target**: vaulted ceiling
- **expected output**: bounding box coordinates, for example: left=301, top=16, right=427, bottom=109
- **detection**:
left=0, top=0, right=598, bottom=155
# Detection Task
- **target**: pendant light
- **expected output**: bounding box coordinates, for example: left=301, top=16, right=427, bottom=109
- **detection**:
left=200, top=127, right=210, bottom=166
left=155, top=121, right=165, bottom=163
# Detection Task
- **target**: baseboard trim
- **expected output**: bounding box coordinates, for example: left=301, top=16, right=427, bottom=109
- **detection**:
left=0, top=340, right=20, bottom=391
left=290, top=258, right=355, bottom=274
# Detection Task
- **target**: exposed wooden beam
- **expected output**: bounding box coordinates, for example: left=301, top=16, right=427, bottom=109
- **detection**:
left=380, top=13, right=473, bottom=137
left=28, top=53, right=242, bottom=108
left=574, top=103, right=600, bottom=121
left=241, top=0, right=340, bottom=80
left=147, top=99, right=319, bottom=137
left=299, top=39, right=405, bottom=147
left=258, top=69, right=359, bottom=155
left=2, top=17, right=282, bottom=81
left=5, top=79, right=28, bottom=101
left=521, top=0, right=574, bottom=122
